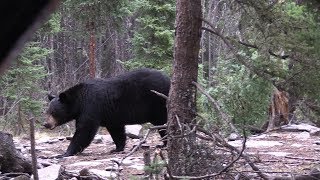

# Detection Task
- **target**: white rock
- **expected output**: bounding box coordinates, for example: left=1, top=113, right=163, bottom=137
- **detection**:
left=251, top=134, right=267, bottom=139
left=291, top=143, right=303, bottom=147
left=265, top=151, right=292, bottom=157
left=34, top=164, right=61, bottom=180
left=293, top=132, right=310, bottom=140
left=228, top=140, right=283, bottom=148
left=282, top=123, right=320, bottom=132
left=68, top=161, right=103, bottom=167
left=94, top=134, right=113, bottom=143
left=228, top=133, right=239, bottom=141
left=125, top=125, right=142, bottom=138
left=129, top=163, right=144, bottom=171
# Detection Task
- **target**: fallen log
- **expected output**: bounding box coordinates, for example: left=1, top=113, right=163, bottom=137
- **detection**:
left=0, top=131, right=32, bottom=174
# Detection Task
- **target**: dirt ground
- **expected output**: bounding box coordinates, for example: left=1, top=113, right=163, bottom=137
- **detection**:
left=14, top=126, right=320, bottom=179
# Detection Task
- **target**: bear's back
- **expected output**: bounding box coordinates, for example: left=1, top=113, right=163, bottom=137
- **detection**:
left=80, top=69, right=170, bottom=125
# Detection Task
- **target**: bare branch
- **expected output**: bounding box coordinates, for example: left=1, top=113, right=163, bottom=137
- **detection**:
left=193, top=81, right=239, bottom=135
left=201, top=18, right=284, bottom=90
left=151, top=90, right=168, bottom=100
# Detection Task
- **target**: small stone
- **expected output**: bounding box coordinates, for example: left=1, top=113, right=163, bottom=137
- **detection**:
left=92, top=138, right=103, bottom=144
left=228, top=133, right=239, bottom=141
left=58, top=137, right=65, bottom=141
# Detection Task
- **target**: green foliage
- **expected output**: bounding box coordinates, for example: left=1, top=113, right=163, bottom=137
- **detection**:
left=144, top=160, right=166, bottom=176
left=0, top=43, right=49, bottom=120
left=124, top=0, right=175, bottom=70
left=198, top=60, right=272, bottom=130
left=239, top=1, right=320, bottom=98
left=63, top=0, right=130, bottom=32
left=199, top=0, right=320, bottom=130
left=39, top=12, right=61, bottom=34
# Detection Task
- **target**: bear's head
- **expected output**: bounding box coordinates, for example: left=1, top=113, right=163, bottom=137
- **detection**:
left=44, top=92, right=75, bottom=129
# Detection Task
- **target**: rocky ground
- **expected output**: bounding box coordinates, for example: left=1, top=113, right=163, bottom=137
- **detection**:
left=12, top=123, right=320, bottom=179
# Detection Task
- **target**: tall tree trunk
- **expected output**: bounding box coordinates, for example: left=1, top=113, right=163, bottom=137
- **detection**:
left=167, top=0, right=202, bottom=176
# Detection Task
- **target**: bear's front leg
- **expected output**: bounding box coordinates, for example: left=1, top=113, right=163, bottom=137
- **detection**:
left=107, top=125, right=126, bottom=153
left=59, top=123, right=99, bottom=157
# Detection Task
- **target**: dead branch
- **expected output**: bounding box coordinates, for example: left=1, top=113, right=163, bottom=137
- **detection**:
left=166, top=131, right=248, bottom=179
left=195, top=127, right=270, bottom=180
left=151, top=90, right=168, bottom=100
left=121, top=129, right=151, bottom=161
left=284, top=156, right=319, bottom=162
left=111, top=126, right=159, bottom=177
left=174, top=115, right=183, bottom=132
left=201, top=18, right=282, bottom=90
left=237, top=40, right=289, bottom=59
left=193, top=81, right=239, bottom=135
left=0, top=172, right=30, bottom=179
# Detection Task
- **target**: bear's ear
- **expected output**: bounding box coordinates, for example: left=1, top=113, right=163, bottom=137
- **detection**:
left=58, top=92, right=69, bottom=104
left=48, top=94, right=55, bottom=101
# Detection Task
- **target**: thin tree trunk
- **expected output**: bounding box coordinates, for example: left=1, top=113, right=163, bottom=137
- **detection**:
left=29, top=117, right=38, bottom=180
left=89, top=21, right=96, bottom=78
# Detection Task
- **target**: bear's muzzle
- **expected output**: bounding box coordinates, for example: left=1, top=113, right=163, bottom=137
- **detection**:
left=43, top=115, right=57, bottom=130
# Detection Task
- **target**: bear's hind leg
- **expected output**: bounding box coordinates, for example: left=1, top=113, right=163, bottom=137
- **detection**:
left=107, top=125, right=126, bottom=153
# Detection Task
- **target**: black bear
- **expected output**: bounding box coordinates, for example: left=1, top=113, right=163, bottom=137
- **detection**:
left=44, top=68, right=170, bottom=157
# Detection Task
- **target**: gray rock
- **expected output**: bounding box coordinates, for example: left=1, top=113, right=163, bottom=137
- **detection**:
left=89, top=169, right=117, bottom=178
left=105, top=166, right=123, bottom=171
left=282, top=123, right=320, bottom=134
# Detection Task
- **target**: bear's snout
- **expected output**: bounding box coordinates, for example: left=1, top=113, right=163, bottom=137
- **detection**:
left=43, top=122, right=53, bottom=129
left=43, top=115, right=58, bottom=130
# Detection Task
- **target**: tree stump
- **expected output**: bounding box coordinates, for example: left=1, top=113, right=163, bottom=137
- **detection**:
left=266, top=88, right=289, bottom=131
left=0, top=131, right=32, bottom=174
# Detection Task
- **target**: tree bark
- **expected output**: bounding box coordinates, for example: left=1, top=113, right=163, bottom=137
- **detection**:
left=0, top=131, right=32, bottom=174
left=266, top=88, right=289, bottom=131
left=167, top=0, right=202, bottom=176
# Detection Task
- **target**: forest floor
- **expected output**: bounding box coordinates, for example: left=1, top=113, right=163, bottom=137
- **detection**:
left=14, top=124, right=320, bottom=179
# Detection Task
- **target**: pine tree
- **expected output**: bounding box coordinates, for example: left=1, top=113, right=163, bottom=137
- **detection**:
left=0, top=42, right=49, bottom=134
